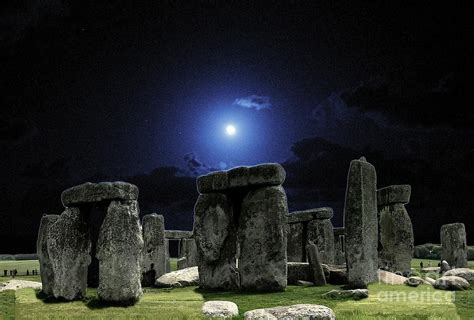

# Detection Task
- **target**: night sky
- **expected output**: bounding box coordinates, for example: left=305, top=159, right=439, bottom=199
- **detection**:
left=1, top=1, right=473, bottom=253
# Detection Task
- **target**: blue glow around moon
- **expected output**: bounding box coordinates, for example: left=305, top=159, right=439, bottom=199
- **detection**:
left=226, top=124, right=236, bottom=136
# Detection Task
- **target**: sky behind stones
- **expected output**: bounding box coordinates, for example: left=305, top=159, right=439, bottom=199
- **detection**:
left=1, top=1, right=473, bottom=253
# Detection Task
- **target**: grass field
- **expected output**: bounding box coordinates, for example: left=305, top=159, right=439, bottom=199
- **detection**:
left=1, top=259, right=473, bottom=319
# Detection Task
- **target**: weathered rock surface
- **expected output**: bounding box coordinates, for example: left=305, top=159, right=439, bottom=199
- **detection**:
left=377, top=185, right=411, bottom=206
left=322, top=289, right=368, bottom=300
left=405, top=276, right=428, bottom=287
left=307, top=219, right=335, bottom=264
left=333, top=228, right=346, bottom=265
left=287, top=207, right=334, bottom=224
left=425, top=277, right=436, bottom=286
left=378, top=199, right=414, bottom=273
left=155, top=266, right=199, bottom=288
left=142, top=214, right=168, bottom=285
left=239, top=186, right=288, bottom=291
left=306, top=242, right=326, bottom=286
left=287, top=262, right=312, bottom=284
left=441, top=223, right=468, bottom=268
left=440, top=260, right=451, bottom=274
left=164, top=230, right=193, bottom=239
left=434, top=275, right=470, bottom=290
left=344, top=157, right=378, bottom=288
left=96, top=200, right=143, bottom=304
left=61, top=181, right=138, bottom=207
left=286, top=223, right=304, bottom=262
left=194, top=193, right=239, bottom=290
left=37, top=214, right=59, bottom=296
left=444, top=268, right=474, bottom=283
left=244, top=304, right=336, bottom=320
left=197, top=163, right=285, bottom=193
left=377, top=270, right=408, bottom=285
left=47, top=208, right=91, bottom=300
left=202, top=301, right=239, bottom=318
left=177, top=238, right=198, bottom=270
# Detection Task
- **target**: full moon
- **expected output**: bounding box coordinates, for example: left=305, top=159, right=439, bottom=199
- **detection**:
left=226, top=124, right=236, bottom=136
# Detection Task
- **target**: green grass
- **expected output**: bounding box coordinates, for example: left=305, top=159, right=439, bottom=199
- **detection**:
left=0, top=260, right=40, bottom=284
left=0, top=290, right=15, bottom=320
left=0, top=259, right=473, bottom=319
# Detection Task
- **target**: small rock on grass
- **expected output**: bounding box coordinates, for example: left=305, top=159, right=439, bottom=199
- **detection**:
left=202, top=301, right=239, bottom=318
left=322, top=289, right=368, bottom=300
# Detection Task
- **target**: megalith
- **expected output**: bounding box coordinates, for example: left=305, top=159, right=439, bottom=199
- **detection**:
left=239, top=186, right=288, bottom=291
left=441, top=223, right=468, bottom=268
left=306, top=242, right=326, bottom=286
left=307, top=208, right=335, bottom=264
left=194, top=163, right=288, bottom=292
left=96, top=200, right=143, bottom=304
left=177, top=238, right=198, bottom=270
left=44, top=181, right=144, bottom=303
left=343, top=157, right=378, bottom=288
left=47, top=208, right=91, bottom=300
left=377, top=185, right=414, bottom=273
left=36, top=214, right=59, bottom=296
left=287, top=222, right=305, bottom=262
left=142, top=213, right=169, bottom=285
left=287, top=207, right=335, bottom=264
left=194, top=193, right=240, bottom=290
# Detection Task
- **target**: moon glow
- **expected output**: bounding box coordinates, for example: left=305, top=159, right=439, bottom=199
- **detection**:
left=226, top=124, right=236, bottom=136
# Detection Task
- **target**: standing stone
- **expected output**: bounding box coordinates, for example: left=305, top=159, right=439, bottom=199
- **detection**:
left=239, top=186, right=288, bottom=291
left=287, top=223, right=305, bottom=262
left=307, top=215, right=335, bottom=264
left=142, top=213, right=169, bottom=284
left=194, top=193, right=239, bottom=290
left=333, top=228, right=346, bottom=265
left=47, top=208, right=91, bottom=300
left=96, top=200, right=143, bottom=304
left=36, top=214, right=59, bottom=296
left=177, top=238, right=198, bottom=270
left=441, top=223, right=468, bottom=268
left=377, top=185, right=414, bottom=273
left=343, top=157, right=378, bottom=288
left=306, top=242, right=326, bottom=286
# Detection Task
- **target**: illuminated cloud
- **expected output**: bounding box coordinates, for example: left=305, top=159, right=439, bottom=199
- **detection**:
left=233, top=95, right=271, bottom=110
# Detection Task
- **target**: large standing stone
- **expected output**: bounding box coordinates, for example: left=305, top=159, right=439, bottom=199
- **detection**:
left=194, top=193, right=239, bottom=290
left=307, top=218, right=335, bottom=264
left=333, top=228, right=346, bottom=265
left=177, top=238, right=198, bottom=270
left=61, top=181, right=138, bottom=207
left=287, top=223, right=305, bottom=262
left=36, top=214, right=59, bottom=296
left=47, top=208, right=91, bottom=300
left=142, top=213, right=169, bottom=285
left=343, top=157, right=378, bottom=288
left=378, top=185, right=414, bottom=273
left=441, top=223, right=468, bottom=268
left=239, top=186, right=288, bottom=291
left=306, top=242, right=326, bottom=286
left=96, top=200, right=143, bottom=304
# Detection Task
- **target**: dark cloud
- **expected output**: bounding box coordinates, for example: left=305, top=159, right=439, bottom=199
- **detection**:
left=233, top=95, right=271, bottom=111
left=183, top=153, right=218, bottom=176
left=335, top=71, right=474, bottom=128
